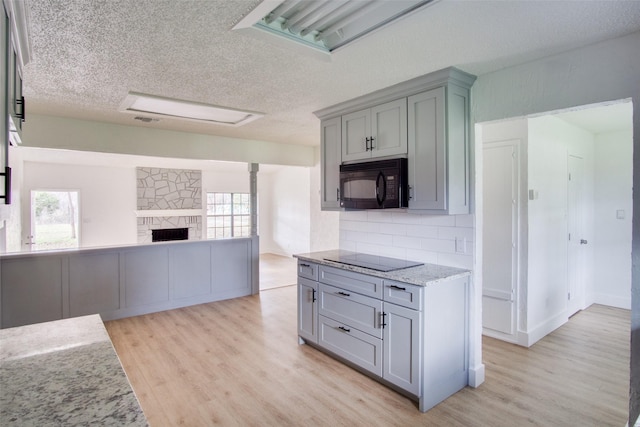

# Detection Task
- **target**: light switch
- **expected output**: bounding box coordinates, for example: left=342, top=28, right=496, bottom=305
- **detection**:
left=616, top=210, right=625, bottom=219
left=455, top=237, right=466, bottom=254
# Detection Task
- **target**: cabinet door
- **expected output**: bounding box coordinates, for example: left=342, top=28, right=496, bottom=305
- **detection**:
left=342, top=108, right=371, bottom=162
left=371, top=98, right=407, bottom=158
left=320, top=117, right=342, bottom=210
left=383, top=302, right=421, bottom=396
left=298, top=278, right=318, bottom=344
left=407, top=87, right=446, bottom=211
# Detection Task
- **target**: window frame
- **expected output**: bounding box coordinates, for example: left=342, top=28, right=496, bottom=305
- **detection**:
left=206, top=192, right=252, bottom=239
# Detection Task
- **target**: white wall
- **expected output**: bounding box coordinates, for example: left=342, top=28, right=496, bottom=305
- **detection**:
left=24, top=114, right=316, bottom=167
left=22, top=161, right=137, bottom=249
left=262, top=166, right=312, bottom=256
left=594, top=130, right=633, bottom=309
left=472, top=31, right=640, bottom=419
left=527, top=115, right=595, bottom=342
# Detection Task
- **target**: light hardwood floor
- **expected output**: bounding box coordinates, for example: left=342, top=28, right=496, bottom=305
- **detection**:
left=259, top=253, right=298, bottom=290
left=105, top=284, right=630, bottom=427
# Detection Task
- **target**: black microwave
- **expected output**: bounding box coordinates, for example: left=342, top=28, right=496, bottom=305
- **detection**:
left=339, top=158, right=408, bottom=209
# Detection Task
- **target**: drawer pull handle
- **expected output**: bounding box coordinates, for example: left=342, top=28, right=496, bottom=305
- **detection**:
left=338, top=326, right=351, bottom=333
left=390, top=285, right=407, bottom=291
left=337, top=291, right=351, bottom=297
left=300, top=263, right=310, bottom=268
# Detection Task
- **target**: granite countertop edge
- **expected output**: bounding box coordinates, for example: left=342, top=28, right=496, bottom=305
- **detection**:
left=293, top=250, right=471, bottom=287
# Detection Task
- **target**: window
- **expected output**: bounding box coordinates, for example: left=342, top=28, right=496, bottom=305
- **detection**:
left=206, top=192, right=251, bottom=239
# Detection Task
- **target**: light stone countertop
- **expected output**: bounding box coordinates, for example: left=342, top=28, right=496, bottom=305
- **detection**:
left=0, top=235, right=255, bottom=259
left=0, top=315, right=148, bottom=426
left=294, top=250, right=470, bottom=287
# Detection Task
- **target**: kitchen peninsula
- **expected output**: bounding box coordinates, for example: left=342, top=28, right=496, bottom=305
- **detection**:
left=0, top=237, right=259, bottom=329
left=294, top=250, right=471, bottom=412
left=0, top=314, right=147, bottom=425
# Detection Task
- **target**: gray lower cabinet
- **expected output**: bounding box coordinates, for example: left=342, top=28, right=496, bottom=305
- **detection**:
left=318, top=314, right=383, bottom=376
left=297, top=259, right=469, bottom=412
left=298, top=277, right=318, bottom=344
left=383, top=301, right=420, bottom=396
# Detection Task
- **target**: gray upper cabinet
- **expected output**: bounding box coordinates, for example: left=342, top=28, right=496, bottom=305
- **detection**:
left=314, top=67, right=475, bottom=214
left=320, top=117, right=342, bottom=210
left=408, top=82, right=471, bottom=214
left=342, top=98, right=407, bottom=162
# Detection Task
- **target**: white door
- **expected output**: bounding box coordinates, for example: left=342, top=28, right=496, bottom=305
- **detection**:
left=482, top=141, right=519, bottom=340
left=567, top=155, right=586, bottom=316
left=28, top=190, right=80, bottom=251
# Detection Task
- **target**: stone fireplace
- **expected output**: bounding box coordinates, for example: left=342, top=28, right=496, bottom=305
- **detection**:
left=136, top=167, right=203, bottom=243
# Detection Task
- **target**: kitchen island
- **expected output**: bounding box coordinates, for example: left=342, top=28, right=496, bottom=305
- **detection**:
left=294, top=250, right=471, bottom=412
left=0, top=314, right=147, bottom=426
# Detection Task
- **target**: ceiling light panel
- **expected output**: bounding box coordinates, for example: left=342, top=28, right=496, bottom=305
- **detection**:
left=235, top=0, right=436, bottom=53
left=119, top=93, right=264, bottom=127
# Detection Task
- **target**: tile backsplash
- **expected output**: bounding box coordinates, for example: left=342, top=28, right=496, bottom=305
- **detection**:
left=339, top=210, right=474, bottom=269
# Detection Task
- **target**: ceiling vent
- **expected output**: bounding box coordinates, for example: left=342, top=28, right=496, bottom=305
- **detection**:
left=134, top=116, right=160, bottom=123
left=233, top=0, right=437, bottom=54
left=119, top=92, right=264, bottom=127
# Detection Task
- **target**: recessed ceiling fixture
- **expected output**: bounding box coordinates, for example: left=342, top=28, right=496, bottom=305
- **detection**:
left=233, top=0, right=437, bottom=54
left=119, top=92, right=264, bottom=127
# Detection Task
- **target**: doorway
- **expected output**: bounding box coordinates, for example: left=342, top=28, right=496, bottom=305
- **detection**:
left=478, top=100, right=633, bottom=346
left=29, top=190, right=80, bottom=250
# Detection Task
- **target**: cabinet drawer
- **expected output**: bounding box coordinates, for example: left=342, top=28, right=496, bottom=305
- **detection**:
left=318, top=284, right=382, bottom=339
left=318, top=315, right=383, bottom=377
left=319, top=266, right=383, bottom=298
left=383, top=280, right=423, bottom=310
left=297, top=260, right=318, bottom=281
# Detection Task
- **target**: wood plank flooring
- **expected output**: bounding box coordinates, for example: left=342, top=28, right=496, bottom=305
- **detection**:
left=105, top=287, right=630, bottom=426
left=259, top=253, right=297, bottom=290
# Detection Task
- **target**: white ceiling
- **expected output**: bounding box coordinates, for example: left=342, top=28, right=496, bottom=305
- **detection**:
left=23, top=0, right=640, bottom=147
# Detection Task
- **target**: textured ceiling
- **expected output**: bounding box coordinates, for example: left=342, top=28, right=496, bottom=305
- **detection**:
left=23, top=0, right=640, bottom=147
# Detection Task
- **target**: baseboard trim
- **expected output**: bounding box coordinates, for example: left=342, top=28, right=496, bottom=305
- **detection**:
left=521, top=311, right=568, bottom=347
left=593, top=293, right=631, bottom=310
left=468, top=363, right=485, bottom=387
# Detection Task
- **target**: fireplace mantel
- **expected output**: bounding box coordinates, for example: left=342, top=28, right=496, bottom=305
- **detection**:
left=134, top=209, right=203, bottom=218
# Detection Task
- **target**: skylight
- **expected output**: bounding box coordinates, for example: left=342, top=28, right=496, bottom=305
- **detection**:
left=234, top=0, right=436, bottom=54
left=119, top=92, right=264, bottom=127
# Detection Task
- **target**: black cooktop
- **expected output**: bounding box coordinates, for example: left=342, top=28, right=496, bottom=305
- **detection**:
left=324, top=253, right=423, bottom=272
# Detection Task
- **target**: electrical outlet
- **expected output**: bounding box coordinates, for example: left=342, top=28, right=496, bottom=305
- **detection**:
left=455, top=237, right=466, bottom=254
